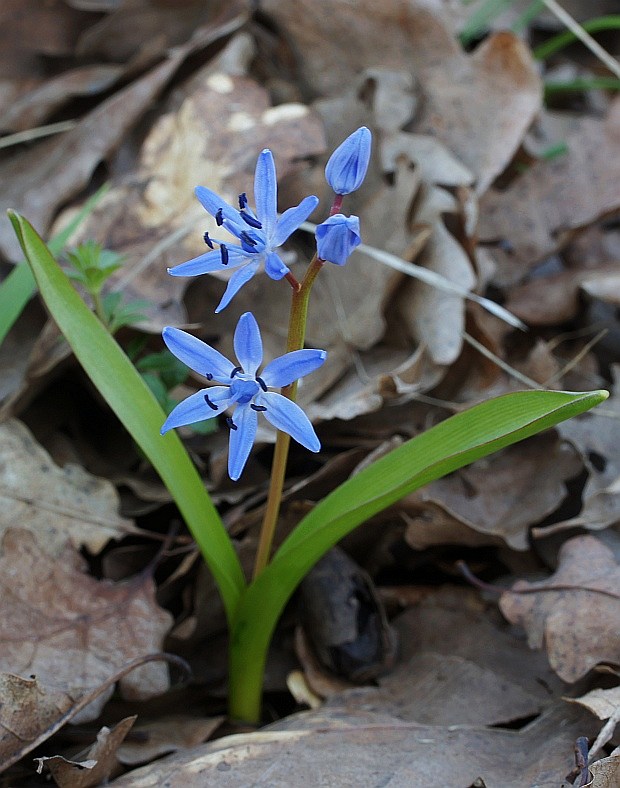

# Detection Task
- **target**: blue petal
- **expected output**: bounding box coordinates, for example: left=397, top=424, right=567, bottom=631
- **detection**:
left=315, top=214, right=361, bottom=266
left=162, top=327, right=234, bottom=382
left=254, top=150, right=278, bottom=238
left=261, top=349, right=327, bottom=388
left=168, top=247, right=249, bottom=277
left=227, top=403, right=258, bottom=480
left=233, top=312, right=263, bottom=375
left=215, top=257, right=262, bottom=313
left=325, top=127, right=372, bottom=195
left=256, top=391, right=320, bottom=452
left=161, top=386, right=231, bottom=433
left=272, top=195, right=319, bottom=247
left=194, top=186, right=244, bottom=230
left=264, top=251, right=290, bottom=280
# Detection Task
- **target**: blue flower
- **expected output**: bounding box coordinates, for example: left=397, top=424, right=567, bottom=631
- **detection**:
left=161, top=312, right=326, bottom=480
left=168, top=150, right=319, bottom=312
left=325, top=127, right=372, bottom=195
left=316, top=214, right=361, bottom=266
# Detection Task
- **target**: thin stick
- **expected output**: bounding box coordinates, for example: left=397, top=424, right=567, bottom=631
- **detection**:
left=542, top=0, right=620, bottom=79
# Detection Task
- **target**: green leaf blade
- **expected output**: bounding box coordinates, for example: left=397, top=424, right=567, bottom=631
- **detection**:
left=8, top=211, right=246, bottom=620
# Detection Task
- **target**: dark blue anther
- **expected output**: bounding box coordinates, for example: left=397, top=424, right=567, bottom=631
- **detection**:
left=203, top=232, right=214, bottom=249
left=238, top=193, right=248, bottom=209
left=215, top=208, right=224, bottom=226
left=205, top=373, right=213, bottom=381
left=251, top=404, right=267, bottom=412
left=239, top=231, right=257, bottom=247
left=231, top=366, right=243, bottom=378
left=220, top=244, right=229, bottom=265
left=226, top=416, right=238, bottom=431
left=204, top=394, right=218, bottom=410
left=256, top=376, right=268, bottom=391
left=240, top=211, right=262, bottom=230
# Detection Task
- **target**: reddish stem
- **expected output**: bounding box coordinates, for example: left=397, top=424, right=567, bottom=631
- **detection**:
left=329, top=194, right=344, bottom=216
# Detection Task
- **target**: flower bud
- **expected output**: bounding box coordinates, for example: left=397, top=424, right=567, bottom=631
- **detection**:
left=316, top=214, right=361, bottom=266
left=325, top=127, right=372, bottom=195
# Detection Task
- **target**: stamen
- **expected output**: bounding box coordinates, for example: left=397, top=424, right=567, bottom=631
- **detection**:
left=215, top=208, right=224, bottom=226
left=204, top=394, right=218, bottom=411
left=231, top=366, right=243, bottom=378
left=203, top=231, right=214, bottom=249
left=238, top=193, right=248, bottom=209
left=256, top=376, right=268, bottom=391
left=220, top=244, right=229, bottom=265
left=239, top=231, right=257, bottom=247
left=251, top=404, right=267, bottom=412
left=226, top=416, right=238, bottom=431
left=240, top=211, right=262, bottom=230
left=205, top=373, right=213, bottom=381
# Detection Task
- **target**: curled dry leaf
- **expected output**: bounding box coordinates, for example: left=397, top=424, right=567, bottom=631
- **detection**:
left=479, top=98, right=620, bottom=285
left=0, top=419, right=132, bottom=556
left=0, top=673, right=74, bottom=769
left=500, top=535, right=620, bottom=682
left=109, top=703, right=596, bottom=787
left=0, top=528, right=173, bottom=721
left=35, top=716, right=137, bottom=788
left=0, top=5, right=249, bottom=262
left=402, top=432, right=582, bottom=551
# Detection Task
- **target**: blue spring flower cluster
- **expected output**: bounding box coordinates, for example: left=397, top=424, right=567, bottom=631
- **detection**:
left=161, top=127, right=371, bottom=479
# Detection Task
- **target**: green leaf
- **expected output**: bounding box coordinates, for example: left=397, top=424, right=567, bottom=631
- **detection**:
left=8, top=211, right=246, bottom=622
left=0, top=184, right=110, bottom=347
left=229, top=387, right=607, bottom=722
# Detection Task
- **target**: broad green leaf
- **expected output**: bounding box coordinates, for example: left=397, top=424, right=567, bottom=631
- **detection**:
left=9, top=212, right=245, bottom=621
left=229, top=387, right=607, bottom=721
left=0, top=185, right=109, bottom=346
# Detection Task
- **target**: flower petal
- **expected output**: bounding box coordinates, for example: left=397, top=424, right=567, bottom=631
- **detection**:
left=233, top=312, right=263, bottom=375
left=264, top=251, right=290, bottom=280
left=325, top=126, right=372, bottom=195
left=227, top=403, right=258, bottom=480
left=254, top=149, right=277, bottom=238
left=162, top=327, right=234, bottom=382
left=161, top=387, right=231, bottom=433
left=256, top=391, right=320, bottom=452
left=215, top=257, right=261, bottom=313
left=261, top=349, right=327, bottom=388
left=272, top=195, right=319, bottom=247
left=194, top=186, right=244, bottom=229
left=168, top=247, right=248, bottom=277
left=315, top=214, right=361, bottom=266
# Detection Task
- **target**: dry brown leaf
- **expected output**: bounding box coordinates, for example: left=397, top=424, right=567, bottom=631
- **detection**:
left=0, top=673, right=74, bottom=768
left=568, top=686, right=620, bottom=721
left=480, top=98, right=620, bottom=285
left=402, top=432, right=581, bottom=551
left=544, top=368, right=620, bottom=536
left=0, top=419, right=132, bottom=556
left=35, top=716, right=137, bottom=787
left=109, top=703, right=596, bottom=787
left=0, top=528, right=173, bottom=721
left=0, top=6, right=249, bottom=262
left=504, top=263, right=620, bottom=326
left=337, top=587, right=564, bottom=726
left=500, top=535, right=620, bottom=682
left=116, top=714, right=224, bottom=766
left=263, top=1, right=541, bottom=193
left=589, top=752, right=620, bottom=787
left=1, top=65, right=123, bottom=133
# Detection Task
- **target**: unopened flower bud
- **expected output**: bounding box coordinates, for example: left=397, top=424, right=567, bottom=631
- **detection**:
left=316, top=214, right=361, bottom=266
left=325, top=127, right=372, bottom=195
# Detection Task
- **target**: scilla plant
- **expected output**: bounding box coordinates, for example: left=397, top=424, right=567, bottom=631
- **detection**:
left=9, top=127, right=607, bottom=724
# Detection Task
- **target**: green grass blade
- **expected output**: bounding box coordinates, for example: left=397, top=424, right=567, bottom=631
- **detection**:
left=8, top=211, right=246, bottom=621
left=0, top=185, right=109, bottom=346
left=544, top=77, right=620, bottom=96
left=229, top=388, right=607, bottom=721
left=459, top=0, right=514, bottom=46
left=534, top=15, right=620, bottom=60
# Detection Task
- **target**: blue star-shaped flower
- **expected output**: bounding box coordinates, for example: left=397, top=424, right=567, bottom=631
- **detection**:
left=168, top=150, right=319, bottom=312
left=160, top=312, right=326, bottom=480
